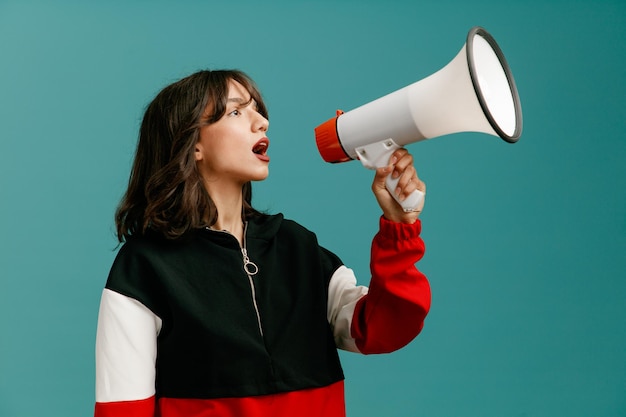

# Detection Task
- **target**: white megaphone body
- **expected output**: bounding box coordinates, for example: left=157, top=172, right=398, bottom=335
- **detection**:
left=314, top=26, right=523, bottom=212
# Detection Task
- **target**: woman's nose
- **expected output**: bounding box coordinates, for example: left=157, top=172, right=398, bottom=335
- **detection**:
left=254, top=114, right=269, bottom=132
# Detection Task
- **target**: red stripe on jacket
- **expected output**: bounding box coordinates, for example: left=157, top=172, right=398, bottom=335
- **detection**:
left=95, top=381, right=345, bottom=417
left=95, top=396, right=155, bottom=417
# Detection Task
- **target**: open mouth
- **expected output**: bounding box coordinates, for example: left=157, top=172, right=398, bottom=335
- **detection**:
left=252, top=138, right=269, bottom=156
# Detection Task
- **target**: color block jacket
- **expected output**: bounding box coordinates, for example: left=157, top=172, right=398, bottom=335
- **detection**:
left=95, top=214, right=431, bottom=417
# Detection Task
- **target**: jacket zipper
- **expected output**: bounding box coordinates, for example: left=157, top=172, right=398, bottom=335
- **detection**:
left=206, top=223, right=263, bottom=337
left=241, top=222, right=263, bottom=337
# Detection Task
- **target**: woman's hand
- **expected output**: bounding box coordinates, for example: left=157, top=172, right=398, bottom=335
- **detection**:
left=372, top=148, right=426, bottom=224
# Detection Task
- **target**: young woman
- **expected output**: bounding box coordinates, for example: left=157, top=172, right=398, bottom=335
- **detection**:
left=95, top=69, right=431, bottom=417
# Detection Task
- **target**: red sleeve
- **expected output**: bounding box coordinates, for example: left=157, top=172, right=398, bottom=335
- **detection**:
left=351, top=216, right=431, bottom=354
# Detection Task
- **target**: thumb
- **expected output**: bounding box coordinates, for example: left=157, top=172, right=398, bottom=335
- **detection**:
left=373, top=165, right=392, bottom=191
left=372, top=165, right=393, bottom=198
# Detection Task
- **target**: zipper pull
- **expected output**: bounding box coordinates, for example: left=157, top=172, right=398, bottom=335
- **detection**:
left=241, top=248, right=259, bottom=276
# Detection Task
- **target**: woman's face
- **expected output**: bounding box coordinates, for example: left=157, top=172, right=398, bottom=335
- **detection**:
left=195, top=80, right=270, bottom=187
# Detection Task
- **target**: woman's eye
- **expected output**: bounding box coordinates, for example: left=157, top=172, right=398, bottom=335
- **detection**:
left=229, top=109, right=242, bottom=117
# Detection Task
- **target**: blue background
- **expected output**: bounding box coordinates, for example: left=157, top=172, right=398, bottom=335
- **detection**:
left=1, top=1, right=625, bottom=416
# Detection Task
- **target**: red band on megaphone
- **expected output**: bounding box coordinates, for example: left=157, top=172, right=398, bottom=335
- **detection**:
left=314, top=110, right=352, bottom=163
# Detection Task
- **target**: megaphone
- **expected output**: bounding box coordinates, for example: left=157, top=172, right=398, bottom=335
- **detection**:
left=314, top=26, right=522, bottom=212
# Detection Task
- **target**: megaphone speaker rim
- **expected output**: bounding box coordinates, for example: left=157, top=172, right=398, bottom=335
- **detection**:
left=466, top=26, right=523, bottom=143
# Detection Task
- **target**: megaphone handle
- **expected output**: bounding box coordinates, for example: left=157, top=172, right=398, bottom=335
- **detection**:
left=385, top=174, right=425, bottom=213
left=355, top=139, right=425, bottom=212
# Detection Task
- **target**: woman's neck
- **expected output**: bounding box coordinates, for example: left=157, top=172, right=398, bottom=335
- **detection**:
left=206, top=182, right=245, bottom=245
left=211, top=214, right=244, bottom=244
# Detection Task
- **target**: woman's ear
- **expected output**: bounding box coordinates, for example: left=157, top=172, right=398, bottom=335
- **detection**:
left=194, top=144, right=203, bottom=161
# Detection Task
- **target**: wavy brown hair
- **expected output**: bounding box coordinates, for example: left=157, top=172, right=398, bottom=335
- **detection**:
left=115, top=69, right=268, bottom=242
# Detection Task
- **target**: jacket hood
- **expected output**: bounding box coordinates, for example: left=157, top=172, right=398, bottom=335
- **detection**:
left=246, top=212, right=284, bottom=240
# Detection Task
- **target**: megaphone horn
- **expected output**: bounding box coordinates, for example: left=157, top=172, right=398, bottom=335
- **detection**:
left=314, top=26, right=523, bottom=212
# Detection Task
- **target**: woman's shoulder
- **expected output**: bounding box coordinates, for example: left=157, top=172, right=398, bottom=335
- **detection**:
left=249, top=212, right=317, bottom=240
left=114, top=229, right=198, bottom=264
